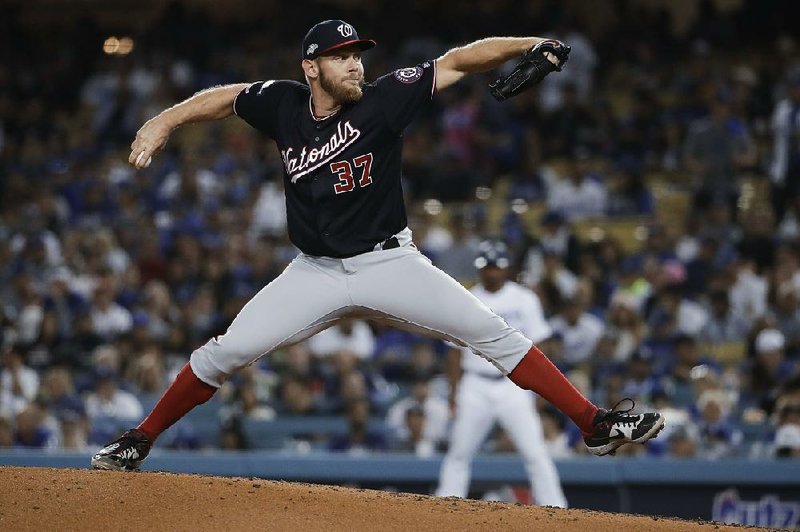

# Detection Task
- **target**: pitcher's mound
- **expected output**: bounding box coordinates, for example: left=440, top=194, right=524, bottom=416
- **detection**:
left=0, top=467, right=765, bottom=531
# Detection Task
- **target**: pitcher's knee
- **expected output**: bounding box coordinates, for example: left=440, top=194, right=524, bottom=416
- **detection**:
left=470, top=333, right=533, bottom=374
left=189, top=335, right=266, bottom=388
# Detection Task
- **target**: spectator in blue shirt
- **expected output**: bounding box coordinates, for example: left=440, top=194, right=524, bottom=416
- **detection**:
left=14, top=402, right=57, bottom=449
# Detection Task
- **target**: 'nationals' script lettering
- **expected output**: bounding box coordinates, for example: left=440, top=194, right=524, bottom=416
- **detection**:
left=281, top=121, right=362, bottom=182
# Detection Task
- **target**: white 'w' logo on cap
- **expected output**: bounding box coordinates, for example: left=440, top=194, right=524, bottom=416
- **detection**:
left=337, top=24, right=353, bottom=37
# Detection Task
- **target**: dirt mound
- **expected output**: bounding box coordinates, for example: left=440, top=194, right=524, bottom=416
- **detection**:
left=0, top=467, right=767, bottom=531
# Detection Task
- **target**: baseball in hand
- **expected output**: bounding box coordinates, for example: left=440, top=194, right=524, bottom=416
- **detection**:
left=135, top=152, right=153, bottom=168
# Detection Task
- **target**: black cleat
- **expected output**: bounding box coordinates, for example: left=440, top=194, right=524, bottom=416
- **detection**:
left=584, top=399, right=665, bottom=456
left=91, top=429, right=151, bottom=471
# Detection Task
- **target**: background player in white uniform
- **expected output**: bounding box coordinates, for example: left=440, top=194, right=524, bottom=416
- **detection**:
left=91, top=20, right=663, bottom=472
left=436, top=240, right=567, bottom=507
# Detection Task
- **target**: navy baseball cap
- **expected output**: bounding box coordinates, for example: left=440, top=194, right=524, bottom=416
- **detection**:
left=475, top=240, right=510, bottom=269
left=302, top=20, right=376, bottom=60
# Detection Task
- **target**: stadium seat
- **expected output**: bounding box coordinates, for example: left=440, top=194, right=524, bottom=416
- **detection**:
left=653, top=190, right=691, bottom=233
left=701, top=341, right=746, bottom=368
left=571, top=216, right=651, bottom=253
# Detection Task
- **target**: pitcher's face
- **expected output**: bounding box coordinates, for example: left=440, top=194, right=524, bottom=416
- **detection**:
left=316, top=48, right=365, bottom=104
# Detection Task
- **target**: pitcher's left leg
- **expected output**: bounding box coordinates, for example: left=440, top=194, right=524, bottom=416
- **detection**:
left=350, top=248, right=665, bottom=455
left=350, top=248, right=597, bottom=432
left=350, top=249, right=531, bottom=373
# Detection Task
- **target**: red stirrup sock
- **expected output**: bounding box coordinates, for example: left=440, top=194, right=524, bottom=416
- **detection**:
left=508, top=345, right=598, bottom=435
left=137, top=363, right=217, bottom=443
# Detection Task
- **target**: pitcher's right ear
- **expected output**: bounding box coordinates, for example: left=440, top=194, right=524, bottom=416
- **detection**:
left=302, top=59, right=318, bottom=80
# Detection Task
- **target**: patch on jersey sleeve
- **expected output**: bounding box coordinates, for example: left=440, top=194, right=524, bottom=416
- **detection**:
left=393, top=66, right=423, bottom=84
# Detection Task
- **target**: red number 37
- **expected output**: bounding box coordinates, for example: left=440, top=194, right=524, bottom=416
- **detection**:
left=330, top=153, right=373, bottom=194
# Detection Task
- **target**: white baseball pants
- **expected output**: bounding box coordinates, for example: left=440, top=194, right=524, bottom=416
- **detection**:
left=435, top=374, right=567, bottom=507
left=190, top=242, right=533, bottom=387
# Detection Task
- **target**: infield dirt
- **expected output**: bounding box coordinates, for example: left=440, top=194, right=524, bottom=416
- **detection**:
left=0, top=467, right=774, bottom=531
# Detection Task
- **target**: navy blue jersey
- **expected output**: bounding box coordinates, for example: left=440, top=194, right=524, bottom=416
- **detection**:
left=234, top=61, right=436, bottom=257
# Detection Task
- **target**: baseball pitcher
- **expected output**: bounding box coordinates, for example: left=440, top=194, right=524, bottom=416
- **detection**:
left=92, top=20, right=663, bottom=471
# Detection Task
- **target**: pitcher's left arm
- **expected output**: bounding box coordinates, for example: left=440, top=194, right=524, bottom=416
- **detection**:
left=434, top=36, right=566, bottom=91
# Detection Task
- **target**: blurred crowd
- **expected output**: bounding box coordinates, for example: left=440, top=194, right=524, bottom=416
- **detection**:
left=1, top=1, right=800, bottom=461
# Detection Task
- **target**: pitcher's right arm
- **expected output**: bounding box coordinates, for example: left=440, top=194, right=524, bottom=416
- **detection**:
left=129, top=83, right=248, bottom=169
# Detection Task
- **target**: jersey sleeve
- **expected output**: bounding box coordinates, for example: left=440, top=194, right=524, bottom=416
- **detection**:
left=374, top=60, right=437, bottom=133
left=233, top=80, right=295, bottom=138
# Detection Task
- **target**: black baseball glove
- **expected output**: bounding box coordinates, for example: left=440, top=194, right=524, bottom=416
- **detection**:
left=489, top=39, right=571, bottom=102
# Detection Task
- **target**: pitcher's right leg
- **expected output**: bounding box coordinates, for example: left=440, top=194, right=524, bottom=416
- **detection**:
left=190, top=256, right=352, bottom=388
left=92, top=255, right=352, bottom=470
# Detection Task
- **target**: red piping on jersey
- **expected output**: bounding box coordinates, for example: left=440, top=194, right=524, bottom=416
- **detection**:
left=308, top=96, right=341, bottom=122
